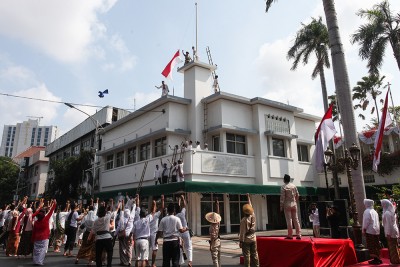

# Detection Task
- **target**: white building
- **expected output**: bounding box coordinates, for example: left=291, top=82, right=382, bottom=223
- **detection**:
left=0, top=119, right=58, bottom=158
left=14, top=146, right=49, bottom=200
left=96, top=60, right=321, bottom=234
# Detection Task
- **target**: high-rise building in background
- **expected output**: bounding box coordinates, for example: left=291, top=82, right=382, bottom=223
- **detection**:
left=0, top=119, right=58, bottom=158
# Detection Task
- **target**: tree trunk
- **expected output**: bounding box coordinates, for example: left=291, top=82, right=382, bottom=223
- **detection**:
left=319, top=66, right=329, bottom=112
left=322, top=0, right=366, bottom=223
left=373, top=96, right=380, bottom=125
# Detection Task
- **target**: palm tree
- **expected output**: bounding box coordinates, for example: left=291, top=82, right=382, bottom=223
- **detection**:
left=352, top=74, right=385, bottom=123
left=328, top=94, right=340, bottom=122
left=266, top=0, right=366, bottom=221
left=351, top=0, right=400, bottom=75
left=287, top=17, right=330, bottom=111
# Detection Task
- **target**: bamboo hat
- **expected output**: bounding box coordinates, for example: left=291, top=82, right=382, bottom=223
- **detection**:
left=242, top=204, right=254, bottom=215
left=205, top=212, right=221, bottom=223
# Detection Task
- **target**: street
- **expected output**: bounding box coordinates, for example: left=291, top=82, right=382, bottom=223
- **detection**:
left=0, top=237, right=242, bottom=267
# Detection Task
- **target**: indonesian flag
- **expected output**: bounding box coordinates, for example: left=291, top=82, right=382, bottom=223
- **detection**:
left=161, top=50, right=183, bottom=79
left=314, top=104, right=337, bottom=172
left=373, top=88, right=392, bottom=172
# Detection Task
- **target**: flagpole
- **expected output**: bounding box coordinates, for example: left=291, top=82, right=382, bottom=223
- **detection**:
left=388, top=82, right=400, bottom=138
left=195, top=2, right=198, bottom=56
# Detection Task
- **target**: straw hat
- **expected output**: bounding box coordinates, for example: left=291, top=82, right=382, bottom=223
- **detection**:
left=205, top=212, right=221, bottom=223
left=242, top=204, right=254, bottom=215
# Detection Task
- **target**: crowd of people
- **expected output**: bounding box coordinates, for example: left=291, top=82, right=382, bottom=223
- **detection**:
left=0, top=193, right=200, bottom=267
left=0, top=190, right=260, bottom=267
left=153, top=140, right=208, bottom=185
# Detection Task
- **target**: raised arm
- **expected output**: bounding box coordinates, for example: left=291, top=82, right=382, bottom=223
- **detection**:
left=215, top=199, right=220, bottom=214
left=247, top=193, right=252, bottom=207
left=45, top=199, right=57, bottom=219
left=180, top=195, right=186, bottom=209
left=161, top=195, right=165, bottom=212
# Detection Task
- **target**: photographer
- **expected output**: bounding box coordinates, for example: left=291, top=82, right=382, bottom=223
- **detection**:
left=308, top=203, right=320, bottom=237
left=326, top=206, right=340, bottom=239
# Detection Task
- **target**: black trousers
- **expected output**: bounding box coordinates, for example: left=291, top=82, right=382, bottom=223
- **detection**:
left=96, top=238, right=113, bottom=267
left=64, top=226, right=77, bottom=251
left=162, top=240, right=180, bottom=267
left=162, top=176, right=169, bottom=184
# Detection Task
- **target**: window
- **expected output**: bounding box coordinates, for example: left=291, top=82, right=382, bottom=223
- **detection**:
left=34, top=165, right=39, bottom=175
left=272, top=138, right=285, bottom=157
left=212, top=135, right=220, bottom=152
left=127, top=147, right=137, bottom=164
left=32, top=183, right=37, bottom=194
left=31, top=128, right=36, bottom=146
left=106, top=154, right=114, bottom=170
left=140, top=142, right=151, bottom=161
left=364, top=174, right=375, bottom=183
left=82, top=140, right=91, bottom=151
left=72, top=145, right=80, bottom=156
left=200, top=194, right=225, bottom=235
left=36, top=128, right=42, bottom=145
left=226, top=133, right=246, bottom=155
left=116, top=151, right=124, bottom=167
left=154, top=137, right=167, bottom=158
left=297, top=144, right=309, bottom=162
left=229, top=194, right=249, bottom=232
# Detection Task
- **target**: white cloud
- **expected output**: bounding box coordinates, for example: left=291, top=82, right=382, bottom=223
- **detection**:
left=255, top=37, right=325, bottom=117
left=0, top=0, right=118, bottom=63
left=0, top=84, right=61, bottom=129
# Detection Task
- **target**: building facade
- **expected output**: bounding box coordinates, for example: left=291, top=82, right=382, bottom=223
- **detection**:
left=45, top=106, right=131, bottom=195
left=96, top=60, right=321, bottom=234
left=0, top=119, right=58, bottom=158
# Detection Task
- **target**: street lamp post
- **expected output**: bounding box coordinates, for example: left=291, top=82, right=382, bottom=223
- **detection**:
left=65, top=103, right=103, bottom=196
left=323, top=162, right=330, bottom=200
left=325, top=143, right=364, bottom=249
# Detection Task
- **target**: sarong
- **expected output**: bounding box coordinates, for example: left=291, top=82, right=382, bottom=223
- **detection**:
left=33, top=239, right=49, bottom=265
left=387, top=237, right=400, bottom=264
left=53, top=227, right=65, bottom=248
left=119, top=235, right=133, bottom=265
left=76, top=231, right=96, bottom=262
left=365, top=233, right=380, bottom=257
left=17, top=231, right=33, bottom=256
left=6, top=232, right=20, bottom=256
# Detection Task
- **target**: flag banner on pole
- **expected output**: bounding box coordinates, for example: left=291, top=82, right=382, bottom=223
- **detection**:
left=373, top=88, right=392, bottom=172
left=314, top=104, right=337, bottom=172
left=161, top=50, right=183, bottom=79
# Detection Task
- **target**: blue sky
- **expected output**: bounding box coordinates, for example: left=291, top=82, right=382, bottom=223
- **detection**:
left=0, top=0, right=399, bottom=140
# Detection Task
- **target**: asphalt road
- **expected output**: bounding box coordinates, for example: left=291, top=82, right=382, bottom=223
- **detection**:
left=0, top=241, right=241, bottom=267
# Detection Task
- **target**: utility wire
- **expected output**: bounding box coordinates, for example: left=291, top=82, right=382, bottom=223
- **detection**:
left=0, top=92, right=165, bottom=113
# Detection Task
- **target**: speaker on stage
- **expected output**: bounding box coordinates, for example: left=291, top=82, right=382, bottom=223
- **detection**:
left=317, top=201, right=333, bottom=228
left=333, top=199, right=350, bottom=226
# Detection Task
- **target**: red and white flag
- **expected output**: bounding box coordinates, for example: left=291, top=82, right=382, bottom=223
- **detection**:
left=161, top=50, right=183, bottom=79
left=373, top=88, right=392, bottom=172
left=314, top=104, right=337, bottom=172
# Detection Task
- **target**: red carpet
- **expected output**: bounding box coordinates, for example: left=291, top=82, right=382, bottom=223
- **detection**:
left=256, top=236, right=357, bottom=267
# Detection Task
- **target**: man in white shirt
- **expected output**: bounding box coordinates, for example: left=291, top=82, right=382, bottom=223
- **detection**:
left=154, top=165, right=162, bottom=185
left=156, top=203, right=187, bottom=267
left=149, top=195, right=164, bottom=267
left=155, top=81, right=169, bottom=97
left=176, top=195, right=192, bottom=267
left=132, top=208, right=151, bottom=267
left=308, top=203, right=320, bottom=237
